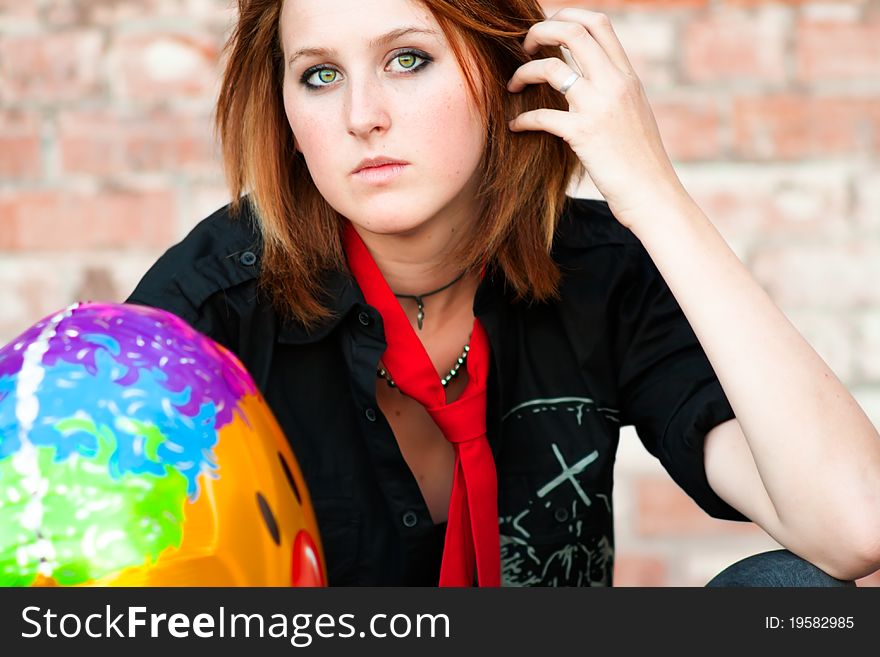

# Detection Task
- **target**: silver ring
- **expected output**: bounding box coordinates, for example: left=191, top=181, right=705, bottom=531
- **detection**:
left=558, top=71, right=580, bottom=96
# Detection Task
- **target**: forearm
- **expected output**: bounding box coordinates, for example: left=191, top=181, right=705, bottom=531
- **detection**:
left=627, top=189, right=880, bottom=550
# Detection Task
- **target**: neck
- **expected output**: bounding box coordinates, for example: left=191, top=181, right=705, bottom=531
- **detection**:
left=349, top=211, right=479, bottom=335
left=351, top=220, right=465, bottom=290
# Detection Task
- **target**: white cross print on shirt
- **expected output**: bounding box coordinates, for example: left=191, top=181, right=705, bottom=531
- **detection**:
left=536, top=444, right=599, bottom=507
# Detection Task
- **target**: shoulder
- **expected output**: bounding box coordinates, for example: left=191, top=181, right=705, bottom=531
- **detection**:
left=553, top=196, right=642, bottom=254
left=126, top=200, right=263, bottom=327
left=552, top=196, right=655, bottom=291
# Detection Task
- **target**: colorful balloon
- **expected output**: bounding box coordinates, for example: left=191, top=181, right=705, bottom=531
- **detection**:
left=0, top=302, right=325, bottom=586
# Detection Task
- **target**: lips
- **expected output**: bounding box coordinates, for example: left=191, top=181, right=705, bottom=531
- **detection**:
left=351, top=156, right=410, bottom=185
left=351, top=156, right=409, bottom=175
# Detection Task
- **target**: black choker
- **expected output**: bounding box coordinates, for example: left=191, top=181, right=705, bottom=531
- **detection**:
left=393, top=270, right=467, bottom=330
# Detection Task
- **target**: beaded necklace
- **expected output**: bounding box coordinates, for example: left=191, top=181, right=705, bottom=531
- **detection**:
left=377, top=341, right=470, bottom=389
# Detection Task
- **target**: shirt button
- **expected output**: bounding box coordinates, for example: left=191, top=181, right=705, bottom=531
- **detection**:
left=357, top=311, right=372, bottom=326
left=401, top=511, right=418, bottom=528
left=554, top=507, right=569, bottom=523
left=364, top=408, right=377, bottom=422
left=239, top=251, right=257, bottom=266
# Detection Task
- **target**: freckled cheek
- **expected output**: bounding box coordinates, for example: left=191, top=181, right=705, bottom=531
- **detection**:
left=412, top=92, right=483, bottom=179
left=290, top=115, right=340, bottom=174
left=290, top=113, right=319, bottom=148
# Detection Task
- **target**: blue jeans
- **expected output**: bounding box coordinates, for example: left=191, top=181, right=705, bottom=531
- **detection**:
left=705, top=549, right=856, bottom=587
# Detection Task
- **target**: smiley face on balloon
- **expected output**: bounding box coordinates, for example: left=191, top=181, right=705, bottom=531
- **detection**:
left=0, top=302, right=325, bottom=587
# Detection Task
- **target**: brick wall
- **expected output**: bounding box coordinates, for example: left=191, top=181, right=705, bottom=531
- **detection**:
left=0, top=0, right=234, bottom=341
left=1, top=0, right=878, bottom=585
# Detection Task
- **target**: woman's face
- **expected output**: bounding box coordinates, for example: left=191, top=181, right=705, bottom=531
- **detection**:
left=279, top=0, right=486, bottom=238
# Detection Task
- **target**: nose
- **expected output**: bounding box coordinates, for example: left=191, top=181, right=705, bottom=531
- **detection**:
left=344, top=72, right=391, bottom=140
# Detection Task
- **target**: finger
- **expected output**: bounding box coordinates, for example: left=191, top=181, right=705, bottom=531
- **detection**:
left=506, top=57, right=589, bottom=99
left=550, top=8, right=634, bottom=74
left=508, top=108, right=578, bottom=140
left=522, top=19, right=615, bottom=84
left=547, top=8, right=634, bottom=75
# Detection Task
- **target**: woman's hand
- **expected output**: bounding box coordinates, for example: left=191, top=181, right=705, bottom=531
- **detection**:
left=507, top=8, right=686, bottom=230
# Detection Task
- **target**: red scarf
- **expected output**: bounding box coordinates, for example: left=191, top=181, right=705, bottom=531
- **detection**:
left=342, top=222, right=501, bottom=587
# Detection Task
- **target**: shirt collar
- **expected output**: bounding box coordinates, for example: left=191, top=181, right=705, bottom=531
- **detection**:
left=276, top=266, right=506, bottom=346
left=276, top=268, right=363, bottom=345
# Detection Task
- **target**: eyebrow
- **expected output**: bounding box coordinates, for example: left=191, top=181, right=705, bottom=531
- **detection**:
left=287, top=26, right=441, bottom=66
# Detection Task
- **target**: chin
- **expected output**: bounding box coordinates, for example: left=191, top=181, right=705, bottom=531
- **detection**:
left=340, top=201, right=445, bottom=237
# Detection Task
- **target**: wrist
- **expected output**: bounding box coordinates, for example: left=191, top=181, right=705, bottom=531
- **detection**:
left=614, top=183, right=703, bottom=240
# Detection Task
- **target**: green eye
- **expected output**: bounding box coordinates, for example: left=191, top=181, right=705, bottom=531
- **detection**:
left=302, top=67, right=341, bottom=88
left=390, top=51, right=428, bottom=73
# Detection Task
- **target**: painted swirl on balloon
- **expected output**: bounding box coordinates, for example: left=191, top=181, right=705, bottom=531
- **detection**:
left=0, top=302, right=259, bottom=585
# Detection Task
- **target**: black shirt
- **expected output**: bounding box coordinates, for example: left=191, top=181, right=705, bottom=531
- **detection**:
left=126, top=197, right=749, bottom=586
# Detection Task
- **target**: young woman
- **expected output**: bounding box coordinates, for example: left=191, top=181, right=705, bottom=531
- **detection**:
left=128, top=0, right=880, bottom=586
